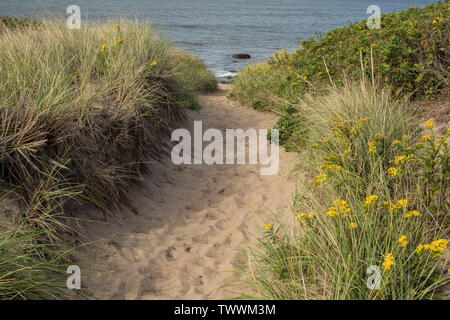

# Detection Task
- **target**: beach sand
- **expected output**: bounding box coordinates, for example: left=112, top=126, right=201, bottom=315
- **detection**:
left=74, top=84, right=299, bottom=299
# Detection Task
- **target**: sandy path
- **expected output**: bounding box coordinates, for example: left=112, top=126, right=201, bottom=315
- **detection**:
left=75, top=84, right=298, bottom=299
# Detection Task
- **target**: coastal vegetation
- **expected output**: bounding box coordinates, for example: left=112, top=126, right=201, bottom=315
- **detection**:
left=232, top=2, right=449, bottom=299
left=0, top=19, right=215, bottom=299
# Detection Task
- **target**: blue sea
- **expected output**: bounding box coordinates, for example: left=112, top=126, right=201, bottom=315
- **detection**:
left=0, top=0, right=440, bottom=81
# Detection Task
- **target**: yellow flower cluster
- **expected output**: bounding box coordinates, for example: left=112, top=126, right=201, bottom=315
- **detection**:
left=349, top=222, right=358, bottom=229
left=416, top=239, right=448, bottom=258
left=313, top=173, right=328, bottom=186
left=404, top=210, right=421, bottom=218
left=368, top=141, right=377, bottom=154
left=384, top=199, right=408, bottom=212
left=425, top=120, right=434, bottom=129
left=296, top=212, right=316, bottom=221
left=398, top=235, right=408, bottom=247
left=264, top=224, right=272, bottom=231
left=394, top=155, right=407, bottom=165
left=436, top=138, right=448, bottom=148
left=114, top=37, right=125, bottom=47
left=422, top=135, right=431, bottom=142
left=388, top=167, right=398, bottom=177
left=100, top=25, right=125, bottom=52
left=364, top=195, right=378, bottom=208
left=382, top=252, right=395, bottom=271
left=415, top=142, right=425, bottom=148
left=394, top=154, right=413, bottom=165
left=321, top=163, right=342, bottom=172
left=326, top=199, right=352, bottom=218
left=396, top=199, right=408, bottom=209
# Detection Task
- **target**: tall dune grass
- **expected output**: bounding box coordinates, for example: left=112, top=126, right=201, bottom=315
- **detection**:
left=0, top=19, right=216, bottom=299
left=241, top=82, right=449, bottom=300
left=0, top=20, right=215, bottom=206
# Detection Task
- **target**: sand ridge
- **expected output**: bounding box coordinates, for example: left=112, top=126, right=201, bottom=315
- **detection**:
left=75, top=84, right=298, bottom=299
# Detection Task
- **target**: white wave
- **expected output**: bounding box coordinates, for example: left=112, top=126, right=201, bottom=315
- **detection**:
left=213, top=70, right=238, bottom=78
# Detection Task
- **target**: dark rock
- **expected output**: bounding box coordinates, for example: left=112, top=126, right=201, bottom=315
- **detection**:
left=232, top=53, right=251, bottom=59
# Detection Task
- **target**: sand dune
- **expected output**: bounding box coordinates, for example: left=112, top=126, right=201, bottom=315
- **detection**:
left=74, top=84, right=298, bottom=299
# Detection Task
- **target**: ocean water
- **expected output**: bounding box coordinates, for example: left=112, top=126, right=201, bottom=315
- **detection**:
left=0, top=0, right=440, bottom=81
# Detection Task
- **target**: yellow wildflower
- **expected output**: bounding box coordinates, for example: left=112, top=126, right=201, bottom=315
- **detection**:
left=404, top=210, right=421, bottom=218
left=314, top=173, right=328, bottom=186
left=114, top=37, right=124, bottom=46
left=321, top=163, right=342, bottom=173
left=396, top=199, right=408, bottom=209
left=151, top=61, right=158, bottom=66
left=398, top=235, right=408, bottom=247
left=368, top=141, right=377, bottom=154
left=115, top=23, right=120, bottom=32
left=349, top=222, right=358, bottom=229
left=296, top=212, right=316, bottom=221
left=382, top=252, right=395, bottom=271
left=416, top=244, right=424, bottom=254
left=392, top=140, right=401, bottom=146
left=425, top=120, right=434, bottom=129
left=370, top=43, right=376, bottom=47
left=326, top=199, right=352, bottom=218
left=264, top=224, right=272, bottom=231
left=417, top=239, right=448, bottom=258
left=436, top=138, right=448, bottom=148
left=394, top=155, right=407, bottom=165
left=388, top=167, right=398, bottom=177
left=326, top=208, right=339, bottom=218
left=415, top=142, right=425, bottom=148
left=402, top=135, right=408, bottom=141
left=101, top=43, right=108, bottom=52
left=384, top=201, right=397, bottom=212
left=422, top=135, right=431, bottom=141
left=364, top=195, right=379, bottom=208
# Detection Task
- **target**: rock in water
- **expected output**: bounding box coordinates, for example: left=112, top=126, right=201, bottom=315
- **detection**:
left=232, top=53, right=251, bottom=59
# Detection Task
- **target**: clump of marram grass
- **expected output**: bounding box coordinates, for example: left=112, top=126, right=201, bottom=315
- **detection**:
left=0, top=19, right=215, bottom=208
left=242, top=82, right=449, bottom=300
left=0, top=221, right=83, bottom=300
left=0, top=19, right=215, bottom=299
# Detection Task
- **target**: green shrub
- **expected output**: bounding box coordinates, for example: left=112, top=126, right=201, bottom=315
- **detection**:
left=232, top=2, right=449, bottom=112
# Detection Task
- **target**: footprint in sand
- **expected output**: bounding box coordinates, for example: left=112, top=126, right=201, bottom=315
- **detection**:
left=75, top=84, right=298, bottom=300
